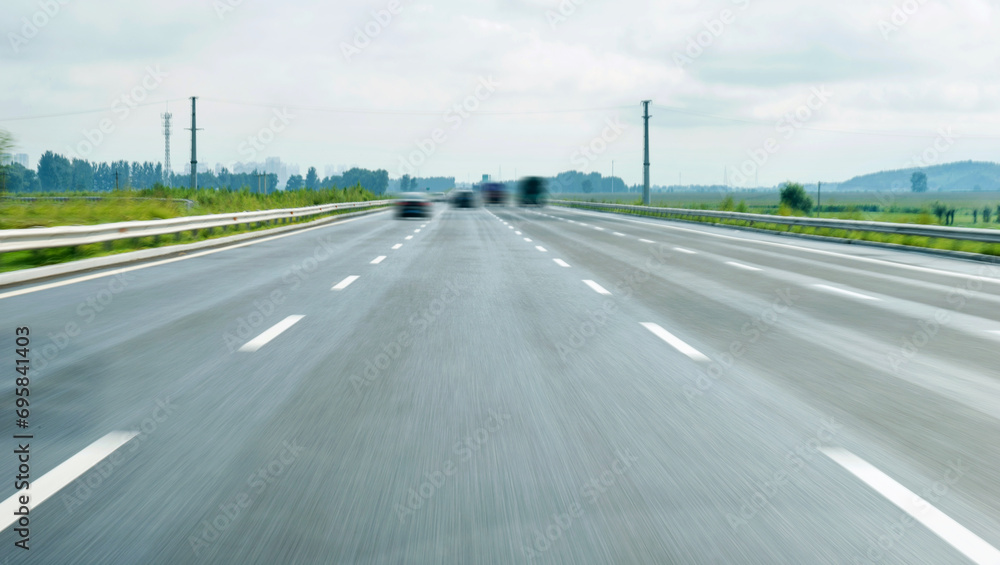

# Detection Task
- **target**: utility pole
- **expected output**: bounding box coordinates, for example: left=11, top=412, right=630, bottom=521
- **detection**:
left=162, top=110, right=172, bottom=187
left=642, top=100, right=651, bottom=205
left=188, top=96, right=202, bottom=190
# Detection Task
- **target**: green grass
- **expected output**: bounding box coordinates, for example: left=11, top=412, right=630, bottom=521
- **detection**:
left=0, top=186, right=386, bottom=273
left=0, top=185, right=380, bottom=229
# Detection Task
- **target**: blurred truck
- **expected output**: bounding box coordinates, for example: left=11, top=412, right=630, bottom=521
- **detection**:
left=481, top=182, right=507, bottom=206
left=517, top=177, right=547, bottom=206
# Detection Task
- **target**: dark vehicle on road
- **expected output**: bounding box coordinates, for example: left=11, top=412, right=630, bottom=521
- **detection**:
left=481, top=182, right=507, bottom=206
left=395, top=192, right=432, bottom=219
left=518, top=176, right=547, bottom=206
left=451, top=189, right=477, bottom=208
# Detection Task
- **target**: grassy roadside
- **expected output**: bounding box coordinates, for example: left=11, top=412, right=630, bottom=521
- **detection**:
left=555, top=201, right=1000, bottom=258
left=0, top=186, right=388, bottom=274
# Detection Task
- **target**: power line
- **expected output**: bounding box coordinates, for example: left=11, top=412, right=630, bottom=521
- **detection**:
left=0, top=98, right=189, bottom=122
left=200, top=97, right=632, bottom=116
left=650, top=103, right=1000, bottom=139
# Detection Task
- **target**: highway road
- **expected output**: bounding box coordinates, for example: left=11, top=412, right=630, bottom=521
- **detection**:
left=2, top=202, right=1000, bottom=564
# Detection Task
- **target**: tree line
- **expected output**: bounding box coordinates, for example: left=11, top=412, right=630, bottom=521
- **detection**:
left=0, top=150, right=389, bottom=195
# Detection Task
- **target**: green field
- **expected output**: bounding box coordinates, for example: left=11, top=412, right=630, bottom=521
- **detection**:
left=0, top=186, right=384, bottom=273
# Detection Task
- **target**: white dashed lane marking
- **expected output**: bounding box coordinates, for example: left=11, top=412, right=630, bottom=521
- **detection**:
left=640, top=322, right=709, bottom=362
left=240, top=315, right=306, bottom=352
left=583, top=280, right=612, bottom=295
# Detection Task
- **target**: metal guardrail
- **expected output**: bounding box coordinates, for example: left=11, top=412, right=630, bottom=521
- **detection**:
left=552, top=200, right=1000, bottom=245
left=2, top=196, right=196, bottom=209
left=0, top=200, right=392, bottom=253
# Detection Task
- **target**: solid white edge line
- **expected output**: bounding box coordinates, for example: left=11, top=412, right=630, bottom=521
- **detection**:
left=640, top=322, right=710, bottom=362
left=331, top=276, right=360, bottom=291
left=554, top=259, right=570, bottom=267
left=0, top=431, right=139, bottom=530
left=813, top=283, right=879, bottom=301
left=239, top=315, right=306, bottom=352
left=0, top=210, right=387, bottom=301
left=583, top=280, right=612, bottom=295
left=392, top=243, right=403, bottom=249
left=822, top=448, right=1000, bottom=565
left=371, top=256, right=387, bottom=264
left=536, top=246, right=547, bottom=252
left=726, top=261, right=762, bottom=272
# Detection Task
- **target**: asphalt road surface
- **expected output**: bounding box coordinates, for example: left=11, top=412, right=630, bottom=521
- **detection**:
left=2, top=203, right=1000, bottom=564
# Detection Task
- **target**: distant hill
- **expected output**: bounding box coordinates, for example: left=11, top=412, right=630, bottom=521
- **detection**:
left=835, top=160, right=1000, bottom=192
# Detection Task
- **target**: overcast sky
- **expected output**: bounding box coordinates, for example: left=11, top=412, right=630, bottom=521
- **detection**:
left=2, top=0, right=999, bottom=187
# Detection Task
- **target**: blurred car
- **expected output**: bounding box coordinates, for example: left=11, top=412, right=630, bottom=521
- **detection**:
left=518, top=177, right=547, bottom=206
left=431, top=192, right=448, bottom=202
left=395, top=192, right=432, bottom=218
left=481, top=182, right=507, bottom=206
left=451, top=189, right=477, bottom=208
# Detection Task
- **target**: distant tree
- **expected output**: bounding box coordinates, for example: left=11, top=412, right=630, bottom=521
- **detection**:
left=973, top=209, right=978, bottom=223
left=286, top=174, right=304, bottom=190
left=779, top=181, right=813, bottom=213
left=37, top=151, right=72, bottom=192
left=983, top=206, right=992, bottom=224
left=910, top=171, right=928, bottom=192
left=71, top=159, right=94, bottom=191
left=0, top=128, right=13, bottom=163
left=305, top=167, right=319, bottom=190
left=582, top=179, right=593, bottom=193
left=400, top=174, right=411, bottom=192
left=996, top=205, right=1000, bottom=223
